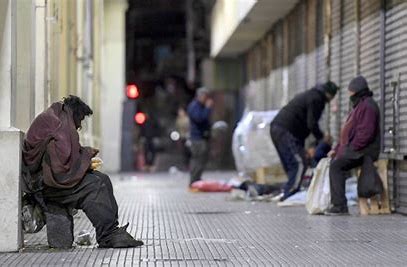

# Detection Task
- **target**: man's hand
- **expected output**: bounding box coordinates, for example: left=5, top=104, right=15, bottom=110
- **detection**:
left=205, top=99, right=214, bottom=108
left=327, top=150, right=336, bottom=158
left=90, top=157, right=103, bottom=170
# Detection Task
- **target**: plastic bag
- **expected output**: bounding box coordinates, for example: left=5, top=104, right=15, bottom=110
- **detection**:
left=190, top=180, right=232, bottom=192
left=22, top=194, right=46, bottom=233
left=358, top=156, right=383, bottom=198
left=306, top=158, right=331, bottom=215
left=232, top=110, right=280, bottom=173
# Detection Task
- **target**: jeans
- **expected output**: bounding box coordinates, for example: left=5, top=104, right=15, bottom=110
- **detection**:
left=270, top=124, right=307, bottom=199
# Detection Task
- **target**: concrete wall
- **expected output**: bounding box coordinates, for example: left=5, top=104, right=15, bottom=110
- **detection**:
left=101, top=0, right=126, bottom=173
left=0, top=0, right=15, bottom=129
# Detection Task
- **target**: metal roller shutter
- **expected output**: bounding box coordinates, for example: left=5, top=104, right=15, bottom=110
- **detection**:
left=359, top=0, right=381, bottom=101
left=329, top=0, right=342, bottom=143
left=296, top=2, right=308, bottom=94
left=384, top=1, right=407, bottom=155
left=287, top=12, right=298, bottom=100
left=306, top=0, right=317, bottom=90
left=316, top=0, right=325, bottom=84
left=339, top=0, right=357, bottom=125
left=384, top=0, right=407, bottom=213
left=272, top=22, right=285, bottom=109
left=287, top=3, right=307, bottom=101
left=315, top=0, right=329, bottom=133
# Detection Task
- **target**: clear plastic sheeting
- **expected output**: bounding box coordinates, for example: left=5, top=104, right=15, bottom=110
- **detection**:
left=232, top=110, right=280, bottom=173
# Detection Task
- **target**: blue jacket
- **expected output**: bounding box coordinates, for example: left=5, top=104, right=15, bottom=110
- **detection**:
left=187, top=100, right=211, bottom=140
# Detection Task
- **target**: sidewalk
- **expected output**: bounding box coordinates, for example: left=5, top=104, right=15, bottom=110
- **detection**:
left=1, top=171, right=407, bottom=266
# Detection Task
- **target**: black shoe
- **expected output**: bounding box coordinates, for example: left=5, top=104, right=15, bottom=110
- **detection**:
left=325, top=206, right=349, bottom=216
left=98, top=223, right=144, bottom=248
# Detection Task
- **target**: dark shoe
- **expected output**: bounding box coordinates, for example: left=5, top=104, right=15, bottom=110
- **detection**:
left=98, top=223, right=144, bottom=248
left=325, top=206, right=349, bottom=216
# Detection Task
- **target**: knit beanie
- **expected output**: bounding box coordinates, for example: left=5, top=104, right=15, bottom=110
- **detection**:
left=348, top=75, right=369, bottom=93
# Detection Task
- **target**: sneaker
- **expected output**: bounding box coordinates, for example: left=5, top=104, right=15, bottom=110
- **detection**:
left=98, top=223, right=144, bottom=248
left=271, top=193, right=284, bottom=202
left=324, top=206, right=349, bottom=216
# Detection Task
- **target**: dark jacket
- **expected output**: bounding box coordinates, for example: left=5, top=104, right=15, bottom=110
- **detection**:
left=336, top=96, right=380, bottom=160
left=187, top=100, right=212, bottom=140
left=272, top=86, right=327, bottom=142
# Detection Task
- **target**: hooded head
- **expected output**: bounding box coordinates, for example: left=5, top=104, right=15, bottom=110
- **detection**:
left=321, top=81, right=339, bottom=102
left=348, top=76, right=373, bottom=107
left=348, top=75, right=369, bottom=95
left=63, top=95, right=93, bottom=129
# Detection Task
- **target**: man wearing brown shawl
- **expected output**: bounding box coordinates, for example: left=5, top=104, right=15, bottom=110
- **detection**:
left=22, top=95, right=143, bottom=248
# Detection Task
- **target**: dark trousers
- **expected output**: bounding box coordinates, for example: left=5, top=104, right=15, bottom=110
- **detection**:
left=189, top=140, right=209, bottom=185
left=42, top=171, right=119, bottom=243
left=144, top=138, right=156, bottom=166
left=330, top=153, right=364, bottom=207
left=270, top=124, right=307, bottom=198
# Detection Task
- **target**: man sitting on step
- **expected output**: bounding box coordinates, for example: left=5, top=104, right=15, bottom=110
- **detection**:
left=22, top=95, right=144, bottom=248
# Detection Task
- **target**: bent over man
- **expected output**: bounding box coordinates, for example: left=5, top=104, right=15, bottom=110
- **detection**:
left=270, top=82, right=339, bottom=201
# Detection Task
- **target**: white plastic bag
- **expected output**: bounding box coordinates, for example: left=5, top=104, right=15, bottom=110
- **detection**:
left=232, top=110, right=280, bottom=173
left=306, top=158, right=331, bottom=215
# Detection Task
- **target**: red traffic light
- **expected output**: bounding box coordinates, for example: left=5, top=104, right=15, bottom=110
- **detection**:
left=126, top=84, right=140, bottom=99
left=134, top=112, right=147, bottom=125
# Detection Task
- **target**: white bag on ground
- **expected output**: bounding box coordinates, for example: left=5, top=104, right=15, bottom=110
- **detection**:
left=306, top=158, right=331, bottom=215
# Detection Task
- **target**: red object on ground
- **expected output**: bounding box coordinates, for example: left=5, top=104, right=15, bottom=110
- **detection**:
left=190, top=180, right=232, bottom=192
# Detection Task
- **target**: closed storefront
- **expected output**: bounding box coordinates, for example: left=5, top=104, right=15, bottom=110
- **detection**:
left=329, top=0, right=342, bottom=142
left=339, top=0, right=357, bottom=125
left=384, top=0, right=407, bottom=213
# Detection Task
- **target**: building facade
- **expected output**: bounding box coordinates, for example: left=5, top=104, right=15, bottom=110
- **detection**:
left=211, top=0, right=407, bottom=214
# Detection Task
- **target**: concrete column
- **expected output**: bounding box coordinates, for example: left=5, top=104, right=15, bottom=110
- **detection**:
left=34, top=0, right=48, bottom=117
left=101, top=0, right=127, bottom=173
left=0, top=131, right=23, bottom=252
left=0, top=0, right=23, bottom=252
left=0, top=0, right=15, bottom=128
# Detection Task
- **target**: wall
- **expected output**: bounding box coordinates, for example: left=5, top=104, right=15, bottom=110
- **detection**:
left=101, top=0, right=127, bottom=173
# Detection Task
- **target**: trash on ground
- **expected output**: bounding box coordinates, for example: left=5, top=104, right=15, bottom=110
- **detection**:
left=76, top=230, right=92, bottom=246
left=190, top=180, right=233, bottom=192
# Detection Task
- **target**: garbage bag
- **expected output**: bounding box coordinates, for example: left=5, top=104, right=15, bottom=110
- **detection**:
left=358, top=156, right=383, bottom=198
left=22, top=194, right=46, bottom=233
left=306, top=158, right=331, bottom=215
left=232, top=110, right=280, bottom=173
left=191, top=180, right=233, bottom=192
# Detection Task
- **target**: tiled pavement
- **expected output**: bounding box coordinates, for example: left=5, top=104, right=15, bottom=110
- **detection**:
left=1, top=171, right=407, bottom=266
